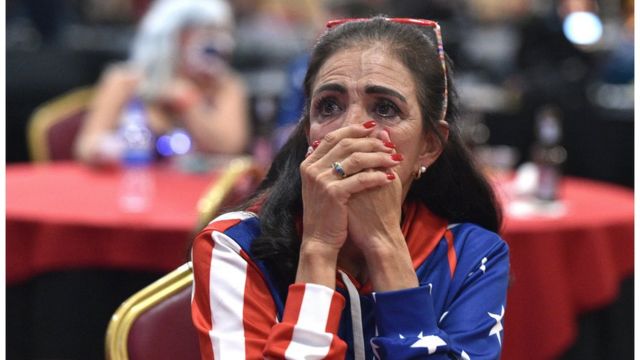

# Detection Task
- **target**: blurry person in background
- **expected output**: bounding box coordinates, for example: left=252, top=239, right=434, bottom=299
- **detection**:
left=74, top=0, right=249, bottom=166
left=270, top=0, right=329, bottom=152
left=600, top=0, right=634, bottom=86
left=510, top=0, right=599, bottom=180
left=515, top=0, right=601, bottom=111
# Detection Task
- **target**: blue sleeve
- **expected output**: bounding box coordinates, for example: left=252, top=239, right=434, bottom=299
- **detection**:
left=370, top=238, right=510, bottom=360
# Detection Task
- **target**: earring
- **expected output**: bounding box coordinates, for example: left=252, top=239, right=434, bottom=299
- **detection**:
left=415, top=165, right=427, bottom=179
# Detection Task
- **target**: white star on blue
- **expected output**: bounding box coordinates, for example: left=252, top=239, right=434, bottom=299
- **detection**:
left=410, top=331, right=447, bottom=354
left=488, top=306, right=505, bottom=346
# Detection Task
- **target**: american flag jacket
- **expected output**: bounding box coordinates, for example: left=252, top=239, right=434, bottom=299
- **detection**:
left=192, top=210, right=510, bottom=360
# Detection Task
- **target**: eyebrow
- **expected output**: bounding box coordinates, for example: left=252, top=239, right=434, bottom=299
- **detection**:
left=314, top=83, right=346, bottom=95
left=314, top=83, right=407, bottom=103
left=365, top=85, right=407, bottom=103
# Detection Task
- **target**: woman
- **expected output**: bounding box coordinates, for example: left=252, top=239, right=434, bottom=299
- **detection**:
left=192, top=17, right=509, bottom=359
left=74, top=0, right=249, bottom=165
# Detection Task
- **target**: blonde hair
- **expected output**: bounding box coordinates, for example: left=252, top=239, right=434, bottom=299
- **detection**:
left=130, top=0, right=234, bottom=100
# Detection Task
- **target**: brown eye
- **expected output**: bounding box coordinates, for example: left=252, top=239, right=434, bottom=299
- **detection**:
left=375, top=99, right=400, bottom=118
left=316, top=98, right=342, bottom=117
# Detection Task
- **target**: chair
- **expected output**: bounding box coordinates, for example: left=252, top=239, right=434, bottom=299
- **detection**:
left=195, top=156, right=265, bottom=229
left=105, top=158, right=264, bottom=360
left=105, top=263, right=200, bottom=360
left=27, top=86, right=94, bottom=162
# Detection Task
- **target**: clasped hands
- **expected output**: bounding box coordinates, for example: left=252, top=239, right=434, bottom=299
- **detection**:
left=299, top=121, right=418, bottom=290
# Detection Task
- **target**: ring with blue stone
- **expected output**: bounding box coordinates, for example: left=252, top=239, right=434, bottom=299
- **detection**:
left=331, top=161, right=347, bottom=178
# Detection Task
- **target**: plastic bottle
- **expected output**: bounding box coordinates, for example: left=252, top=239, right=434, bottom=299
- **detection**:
left=118, top=98, right=155, bottom=212
left=531, top=106, right=567, bottom=201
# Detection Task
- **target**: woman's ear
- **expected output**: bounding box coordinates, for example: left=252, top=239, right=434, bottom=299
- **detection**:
left=418, top=120, right=449, bottom=166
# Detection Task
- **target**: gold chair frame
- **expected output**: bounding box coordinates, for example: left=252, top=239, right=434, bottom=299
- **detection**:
left=196, top=156, right=258, bottom=225
left=27, top=86, right=94, bottom=162
left=105, top=262, right=194, bottom=360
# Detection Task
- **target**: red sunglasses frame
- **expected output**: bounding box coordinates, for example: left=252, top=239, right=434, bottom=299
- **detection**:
left=326, top=18, right=448, bottom=122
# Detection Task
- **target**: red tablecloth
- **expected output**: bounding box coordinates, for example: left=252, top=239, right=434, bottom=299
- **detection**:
left=7, top=162, right=218, bottom=284
left=499, top=177, right=634, bottom=360
left=7, top=163, right=633, bottom=359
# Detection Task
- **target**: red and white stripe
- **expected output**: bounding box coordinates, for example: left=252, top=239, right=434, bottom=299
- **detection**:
left=192, top=212, right=277, bottom=359
left=208, top=229, right=249, bottom=358
left=284, top=284, right=344, bottom=359
left=192, top=211, right=346, bottom=360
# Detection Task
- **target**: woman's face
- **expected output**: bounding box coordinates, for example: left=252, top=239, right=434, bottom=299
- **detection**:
left=308, top=45, right=443, bottom=195
left=179, top=25, right=233, bottom=81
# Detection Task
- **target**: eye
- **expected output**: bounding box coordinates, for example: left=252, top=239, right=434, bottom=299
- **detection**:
left=314, top=97, right=342, bottom=118
left=374, top=99, right=400, bottom=118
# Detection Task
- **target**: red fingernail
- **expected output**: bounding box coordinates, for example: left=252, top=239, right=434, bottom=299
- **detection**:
left=391, top=153, right=404, bottom=161
left=387, top=172, right=396, bottom=180
left=363, top=120, right=377, bottom=129
left=311, top=140, right=321, bottom=149
left=383, top=141, right=396, bottom=149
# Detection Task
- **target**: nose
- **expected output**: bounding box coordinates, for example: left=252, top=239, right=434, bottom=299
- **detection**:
left=341, top=105, right=388, bottom=140
left=342, top=103, right=368, bottom=127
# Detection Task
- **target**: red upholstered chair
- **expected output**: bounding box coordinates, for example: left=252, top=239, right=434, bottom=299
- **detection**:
left=105, top=263, right=200, bottom=360
left=27, top=86, right=94, bottom=162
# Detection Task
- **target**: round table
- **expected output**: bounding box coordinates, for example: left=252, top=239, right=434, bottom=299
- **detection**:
left=498, top=177, right=634, bottom=360
left=7, top=161, right=219, bottom=284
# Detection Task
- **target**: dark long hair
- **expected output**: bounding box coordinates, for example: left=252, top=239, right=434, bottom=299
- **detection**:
left=248, top=17, right=502, bottom=293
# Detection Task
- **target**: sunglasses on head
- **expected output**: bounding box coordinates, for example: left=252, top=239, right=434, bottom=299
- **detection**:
left=326, top=18, right=448, bottom=122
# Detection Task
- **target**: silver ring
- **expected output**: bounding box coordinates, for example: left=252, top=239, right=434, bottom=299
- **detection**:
left=331, top=161, right=347, bottom=178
